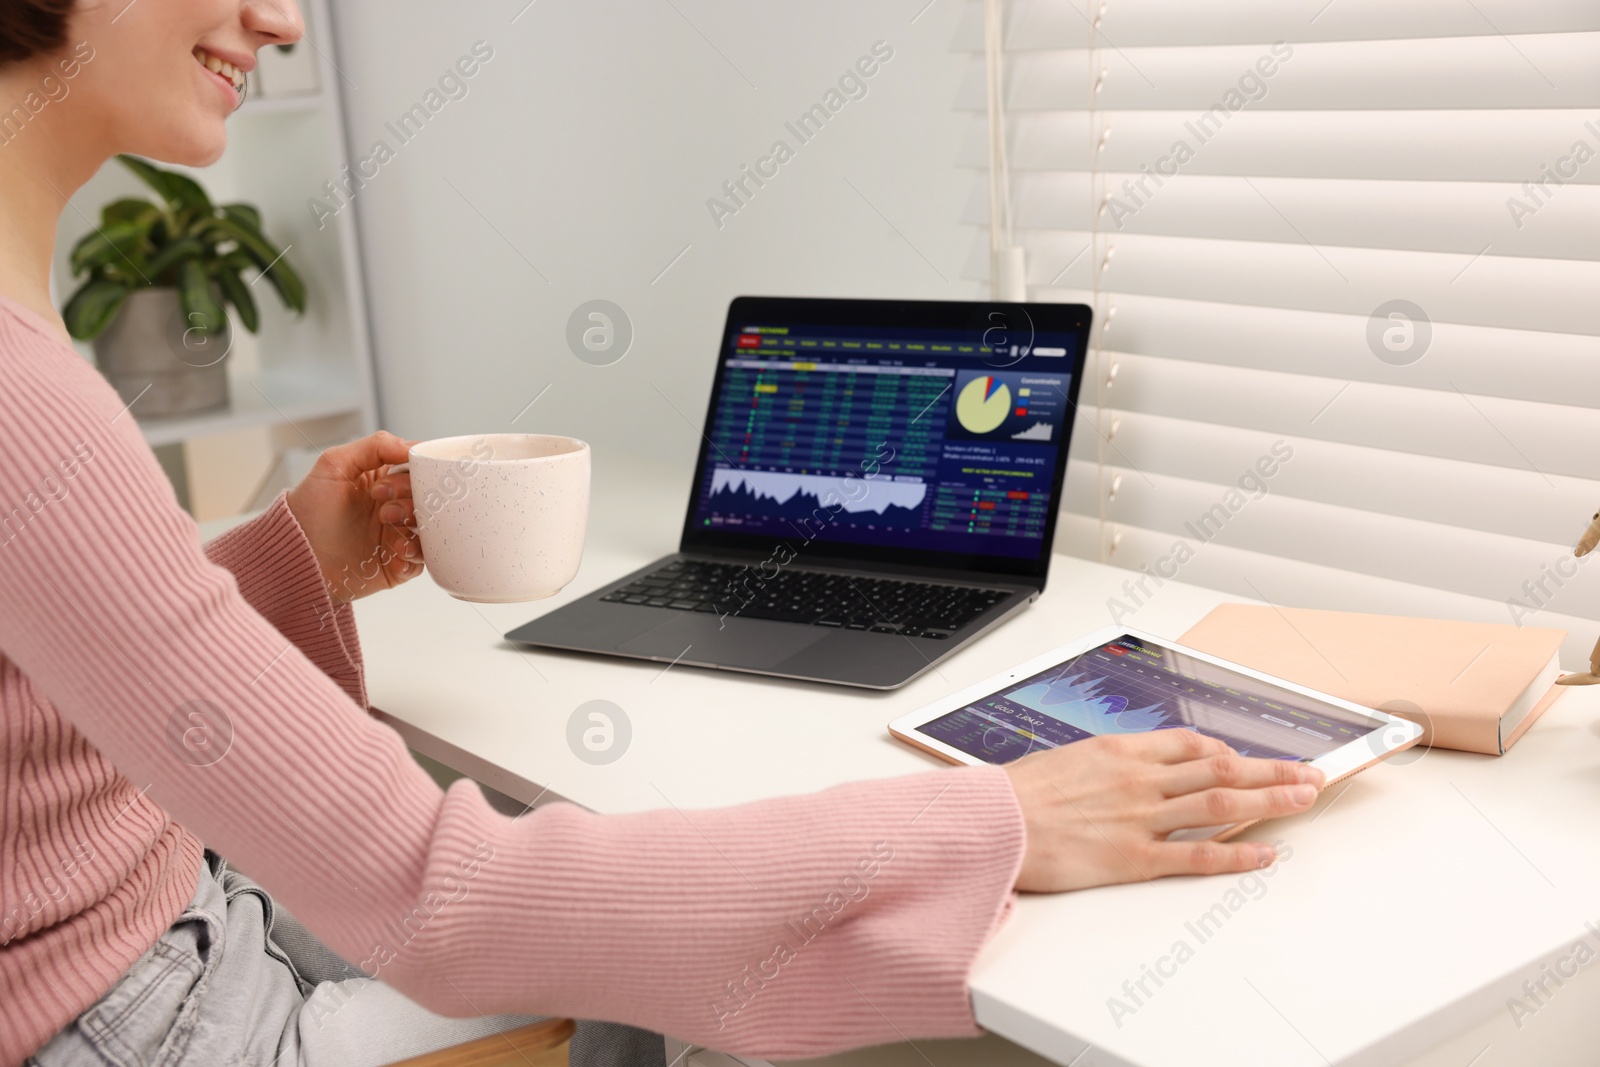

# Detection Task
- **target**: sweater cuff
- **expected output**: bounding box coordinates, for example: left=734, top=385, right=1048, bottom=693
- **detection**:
left=203, top=492, right=367, bottom=708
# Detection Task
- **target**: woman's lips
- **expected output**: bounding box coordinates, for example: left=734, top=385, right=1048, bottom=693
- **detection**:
left=193, top=45, right=246, bottom=107
left=198, top=63, right=239, bottom=106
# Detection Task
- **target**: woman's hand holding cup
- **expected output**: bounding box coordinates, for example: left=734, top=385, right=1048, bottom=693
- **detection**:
left=285, top=430, right=425, bottom=603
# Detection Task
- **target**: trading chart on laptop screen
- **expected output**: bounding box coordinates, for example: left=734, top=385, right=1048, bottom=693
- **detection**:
left=688, top=320, right=1082, bottom=558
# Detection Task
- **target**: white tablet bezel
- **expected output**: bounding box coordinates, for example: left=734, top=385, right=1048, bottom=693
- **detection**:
left=888, top=624, right=1424, bottom=840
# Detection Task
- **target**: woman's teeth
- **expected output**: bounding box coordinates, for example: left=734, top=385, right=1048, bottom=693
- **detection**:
left=193, top=47, right=245, bottom=92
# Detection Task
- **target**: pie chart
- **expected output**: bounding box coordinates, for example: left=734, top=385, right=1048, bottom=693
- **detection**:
left=956, top=374, right=1012, bottom=434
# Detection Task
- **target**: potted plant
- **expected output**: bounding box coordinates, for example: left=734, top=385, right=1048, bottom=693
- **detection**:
left=63, top=155, right=306, bottom=418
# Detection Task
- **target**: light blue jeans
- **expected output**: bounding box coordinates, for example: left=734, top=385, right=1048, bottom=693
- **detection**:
left=27, top=852, right=663, bottom=1067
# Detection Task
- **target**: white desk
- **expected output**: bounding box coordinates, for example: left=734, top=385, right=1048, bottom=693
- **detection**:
left=351, top=476, right=1600, bottom=1067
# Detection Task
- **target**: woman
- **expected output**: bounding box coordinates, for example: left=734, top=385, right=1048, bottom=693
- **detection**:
left=0, top=1, right=1325, bottom=1065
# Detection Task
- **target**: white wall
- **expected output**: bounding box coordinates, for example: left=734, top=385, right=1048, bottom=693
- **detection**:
left=328, top=0, right=980, bottom=499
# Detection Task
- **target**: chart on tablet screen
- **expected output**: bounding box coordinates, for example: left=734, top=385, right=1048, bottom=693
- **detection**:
left=916, top=635, right=1383, bottom=765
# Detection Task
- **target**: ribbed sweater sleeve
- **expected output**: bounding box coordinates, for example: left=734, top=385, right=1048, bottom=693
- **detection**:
left=0, top=306, right=1026, bottom=1057
left=202, top=493, right=367, bottom=709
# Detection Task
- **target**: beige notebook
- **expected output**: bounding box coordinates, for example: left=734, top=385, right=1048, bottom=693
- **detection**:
left=1180, top=604, right=1567, bottom=755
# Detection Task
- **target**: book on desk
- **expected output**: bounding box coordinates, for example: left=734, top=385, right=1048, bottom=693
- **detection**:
left=1180, top=604, right=1565, bottom=755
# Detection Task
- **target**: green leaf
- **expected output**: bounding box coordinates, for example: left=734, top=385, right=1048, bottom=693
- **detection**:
left=63, top=279, right=132, bottom=341
left=69, top=220, right=148, bottom=277
left=69, top=230, right=107, bottom=277
left=221, top=203, right=261, bottom=231
left=178, top=259, right=227, bottom=336
left=117, top=155, right=212, bottom=215
left=206, top=216, right=305, bottom=313
left=217, top=262, right=258, bottom=334
left=145, top=237, right=208, bottom=285
left=117, top=155, right=176, bottom=203
left=211, top=208, right=270, bottom=257
left=162, top=172, right=213, bottom=215
left=147, top=213, right=189, bottom=253
left=101, top=198, right=161, bottom=229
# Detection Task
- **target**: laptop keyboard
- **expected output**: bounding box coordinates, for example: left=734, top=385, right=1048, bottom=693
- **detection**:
left=598, top=559, right=1011, bottom=639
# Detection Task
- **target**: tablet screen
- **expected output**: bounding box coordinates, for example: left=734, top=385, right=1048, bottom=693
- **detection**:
left=917, top=633, right=1383, bottom=764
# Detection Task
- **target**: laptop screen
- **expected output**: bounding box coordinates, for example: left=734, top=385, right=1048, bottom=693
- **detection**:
left=679, top=297, right=1091, bottom=581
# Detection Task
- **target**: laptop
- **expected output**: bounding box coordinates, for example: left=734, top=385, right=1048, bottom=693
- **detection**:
left=505, top=295, right=1091, bottom=689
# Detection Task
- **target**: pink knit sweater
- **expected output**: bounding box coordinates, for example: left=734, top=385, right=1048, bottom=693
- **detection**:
left=0, top=295, right=1027, bottom=1067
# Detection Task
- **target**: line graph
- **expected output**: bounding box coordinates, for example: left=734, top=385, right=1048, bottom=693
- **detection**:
left=709, top=468, right=927, bottom=515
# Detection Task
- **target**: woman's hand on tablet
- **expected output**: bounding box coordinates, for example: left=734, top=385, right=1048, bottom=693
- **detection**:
left=1002, top=729, right=1323, bottom=893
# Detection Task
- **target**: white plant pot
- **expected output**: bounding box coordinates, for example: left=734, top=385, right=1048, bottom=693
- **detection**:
left=92, top=288, right=232, bottom=418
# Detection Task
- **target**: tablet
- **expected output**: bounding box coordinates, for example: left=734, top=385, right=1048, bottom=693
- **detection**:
left=889, top=626, right=1424, bottom=840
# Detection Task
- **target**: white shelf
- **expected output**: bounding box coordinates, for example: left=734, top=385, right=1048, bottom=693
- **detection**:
left=135, top=365, right=363, bottom=447
left=236, top=92, right=326, bottom=118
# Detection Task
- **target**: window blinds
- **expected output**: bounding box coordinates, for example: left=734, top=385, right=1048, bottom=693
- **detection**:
left=956, top=1, right=1600, bottom=668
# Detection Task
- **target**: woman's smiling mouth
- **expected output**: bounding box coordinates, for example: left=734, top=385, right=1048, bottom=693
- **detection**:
left=193, top=45, right=246, bottom=100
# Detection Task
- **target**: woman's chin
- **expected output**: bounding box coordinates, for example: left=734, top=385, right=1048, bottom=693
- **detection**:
left=136, top=125, right=229, bottom=169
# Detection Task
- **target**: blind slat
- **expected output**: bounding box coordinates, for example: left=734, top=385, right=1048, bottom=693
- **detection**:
left=1034, top=293, right=1600, bottom=410
left=1064, top=352, right=1600, bottom=482
left=1059, top=459, right=1600, bottom=618
left=964, top=232, right=1600, bottom=335
left=954, top=36, right=1600, bottom=112
left=961, top=174, right=1600, bottom=262
left=956, top=1, right=1600, bottom=50
left=1064, top=413, right=1600, bottom=547
left=960, top=111, right=1600, bottom=183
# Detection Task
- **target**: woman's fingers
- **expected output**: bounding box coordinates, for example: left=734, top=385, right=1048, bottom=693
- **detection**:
left=321, top=430, right=414, bottom=483
left=372, top=454, right=415, bottom=524
left=372, top=467, right=414, bottom=504
left=1145, top=838, right=1283, bottom=878
left=1159, top=751, right=1321, bottom=797
left=377, top=496, right=415, bottom=526
left=1003, top=732, right=1319, bottom=893
left=382, top=526, right=424, bottom=582
left=1110, top=727, right=1234, bottom=764
left=1153, top=782, right=1320, bottom=834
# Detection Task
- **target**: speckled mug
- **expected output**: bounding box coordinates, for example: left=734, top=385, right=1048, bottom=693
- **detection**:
left=401, top=433, right=590, bottom=603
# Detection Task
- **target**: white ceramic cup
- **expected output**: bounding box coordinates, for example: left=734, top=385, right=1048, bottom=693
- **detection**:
left=395, top=433, right=590, bottom=603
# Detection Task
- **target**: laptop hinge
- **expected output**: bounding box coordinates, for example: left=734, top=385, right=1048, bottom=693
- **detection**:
left=674, top=547, right=1041, bottom=590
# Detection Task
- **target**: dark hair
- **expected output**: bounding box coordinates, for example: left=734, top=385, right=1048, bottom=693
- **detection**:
left=0, top=0, right=74, bottom=66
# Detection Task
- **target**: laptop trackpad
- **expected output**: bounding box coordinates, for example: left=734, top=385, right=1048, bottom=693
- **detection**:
left=617, top=614, right=830, bottom=669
